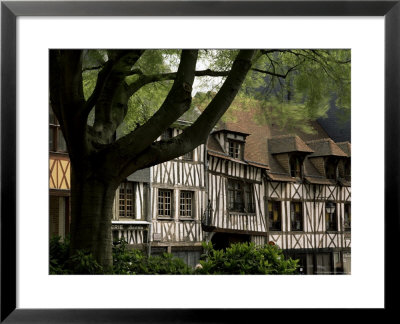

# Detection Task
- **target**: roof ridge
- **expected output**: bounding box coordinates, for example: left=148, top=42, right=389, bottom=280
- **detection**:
left=305, top=138, right=333, bottom=144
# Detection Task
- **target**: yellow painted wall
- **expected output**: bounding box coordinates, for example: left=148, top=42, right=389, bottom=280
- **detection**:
left=49, top=157, right=70, bottom=190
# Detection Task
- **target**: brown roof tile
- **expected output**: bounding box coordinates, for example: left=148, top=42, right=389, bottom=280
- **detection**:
left=198, top=99, right=350, bottom=183
left=336, top=141, right=351, bottom=157
left=267, top=173, right=296, bottom=182
left=207, top=135, right=224, bottom=154
left=304, top=177, right=337, bottom=185
left=306, top=138, right=348, bottom=157
left=269, top=135, right=314, bottom=154
left=213, top=107, right=270, bottom=166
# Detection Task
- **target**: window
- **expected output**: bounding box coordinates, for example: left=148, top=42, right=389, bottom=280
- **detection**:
left=182, top=150, right=193, bottom=161
left=119, top=182, right=135, bottom=218
left=325, top=158, right=338, bottom=180
left=227, top=179, right=254, bottom=213
left=158, top=189, right=173, bottom=217
left=290, top=202, right=303, bottom=231
left=49, top=107, right=67, bottom=153
left=316, top=253, right=332, bottom=274
left=325, top=201, right=337, bottom=231
left=344, top=159, right=351, bottom=180
left=290, top=156, right=302, bottom=178
left=268, top=201, right=282, bottom=231
left=344, top=203, right=351, bottom=231
left=180, top=191, right=194, bottom=217
left=228, top=141, right=242, bottom=159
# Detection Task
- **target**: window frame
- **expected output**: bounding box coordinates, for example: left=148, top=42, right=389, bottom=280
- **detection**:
left=290, top=201, right=304, bottom=231
left=344, top=159, right=351, bottom=181
left=179, top=190, right=194, bottom=218
left=325, top=157, right=338, bottom=180
left=268, top=200, right=282, bottom=231
left=158, top=189, right=173, bottom=218
left=325, top=201, right=338, bottom=231
left=227, top=179, right=255, bottom=214
left=228, top=140, right=242, bottom=159
left=289, top=155, right=302, bottom=178
left=344, top=202, right=351, bottom=231
left=118, top=181, right=135, bottom=219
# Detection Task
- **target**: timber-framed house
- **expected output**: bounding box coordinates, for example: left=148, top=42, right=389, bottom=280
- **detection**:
left=49, top=106, right=71, bottom=241
left=200, top=107, right=351, bottom=274
left=49, top=107, right=351, bottom=274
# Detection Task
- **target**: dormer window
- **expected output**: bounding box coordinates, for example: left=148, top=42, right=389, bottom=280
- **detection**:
left=289, top=155, right=302, bottom=178
left=344, top=159, right=351, bottom=181
left=325, top=158, right=338, bottom=180
left=228, top=140, right=242, bottom=159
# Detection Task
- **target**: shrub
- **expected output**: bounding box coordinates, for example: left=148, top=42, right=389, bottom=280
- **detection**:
left=112, top=240, right=192, bottom=274
left=49, top=235, right=71, bottom=274
left=49, top=236, right=104, bottom=274
left=195, top=242, right=299, bottom=274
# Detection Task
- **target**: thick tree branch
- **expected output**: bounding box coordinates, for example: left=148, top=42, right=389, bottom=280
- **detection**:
left=126, top=69, right=230, bottom=98
left=85, top=50, right=144, bottom=116
left=118, top=50, right=256, bottom=178
left=88, top=50, right=145, bottom=144
left=106, top=50, right=199, bottom=175
left=50, top=50, right=88, bottom=159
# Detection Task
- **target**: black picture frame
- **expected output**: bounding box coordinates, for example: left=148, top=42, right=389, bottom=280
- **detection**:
left=1, top=0, right=398, bottom=322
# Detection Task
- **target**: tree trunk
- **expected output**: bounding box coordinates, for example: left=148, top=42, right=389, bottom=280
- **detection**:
left=69, top=169, right=117, bottom=271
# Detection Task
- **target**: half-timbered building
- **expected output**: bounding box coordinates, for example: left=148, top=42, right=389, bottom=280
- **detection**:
left=199, top=107, right=351, bottom=274
left=49, top=106, right=351, bottom=274
left=49, top=106, right=71, bottom=240
left=111, top=168, right=151, bottom=251
left=265, top=135, right=351, bottom=274
left=148, top=122, right=206, bottom=266
left=203, top=128, right=269, bottom=249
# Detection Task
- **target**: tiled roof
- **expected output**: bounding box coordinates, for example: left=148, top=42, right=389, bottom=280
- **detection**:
left=191, top=101, right=350, bottom=184
left=207, top=135, right=224, bottom=153
left=212, top=129, right=250, bottom=137
left=270, top=120, right=331, bottom=141
left=336, top=141, right=351, bottom=157
left=304, top=176, right=337, bottom=185
left=303, top=158, right=324, bottom=178
left=269, top=135, right=314, bottom=154
left=338, top=178, right=351, bottom=187
left=211, top=107, right=271, bottom=166
left=208, top=150, right=254, bottom=166
left=306, top=138, right=348, bottom=157
left=267, top=173, right=296, bottom=182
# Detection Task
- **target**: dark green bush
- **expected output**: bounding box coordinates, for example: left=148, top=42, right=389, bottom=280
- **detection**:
left=49, top=235, right=71, bottom=274
left=50, top=238, right=298, bottom=275
left=49, top=236, right=104, bottom=274
left=195, top=242, right=299, bottom=274
left=112, top=240, right=192, bottom=274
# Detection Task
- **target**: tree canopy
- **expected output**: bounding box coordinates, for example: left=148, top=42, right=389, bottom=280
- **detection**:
left=80, top=49, right=350, bottom=138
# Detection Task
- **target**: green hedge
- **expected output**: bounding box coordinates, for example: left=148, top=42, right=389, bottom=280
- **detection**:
left=50, top=237, right=298, bottom=275
left=195, top=242, right=299, bottom=274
